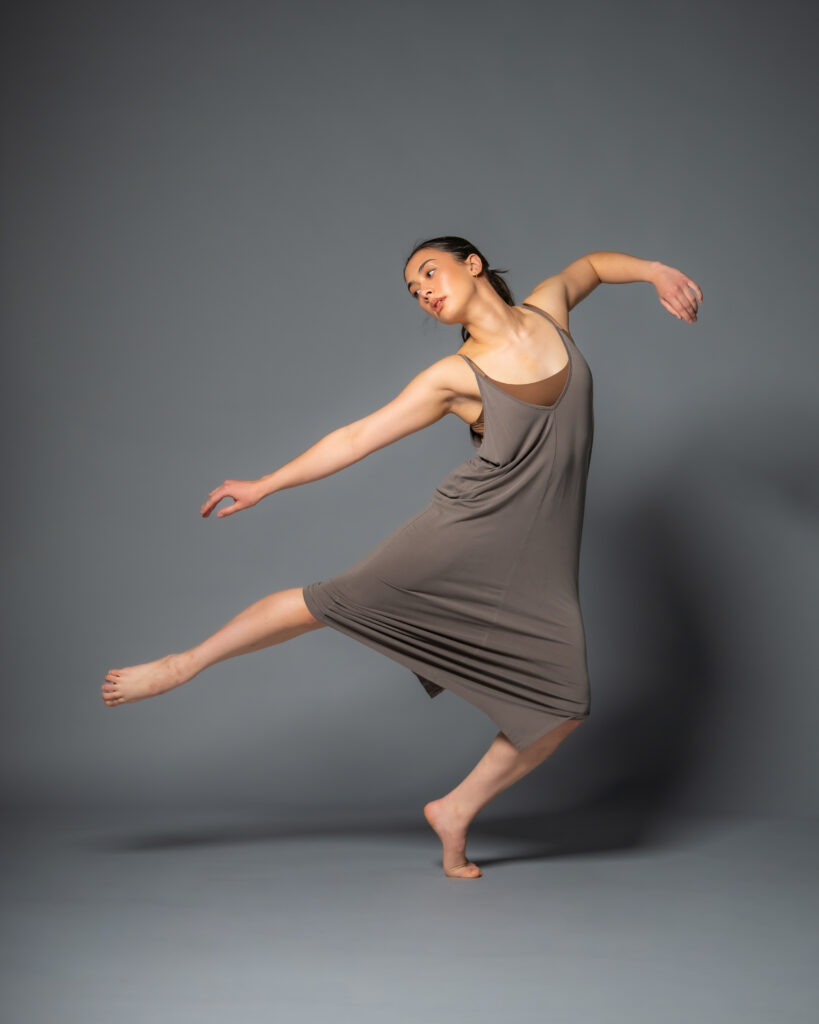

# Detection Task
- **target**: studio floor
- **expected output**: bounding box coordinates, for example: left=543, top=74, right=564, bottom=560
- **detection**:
left=2, top=805, right=816, bottom=1023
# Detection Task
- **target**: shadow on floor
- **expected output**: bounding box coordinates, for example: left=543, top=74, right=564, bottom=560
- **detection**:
left=81, top=781, right=699, bottom=870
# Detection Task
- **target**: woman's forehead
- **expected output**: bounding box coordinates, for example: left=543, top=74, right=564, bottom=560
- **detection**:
left=404, top=248, right=445, bottom=280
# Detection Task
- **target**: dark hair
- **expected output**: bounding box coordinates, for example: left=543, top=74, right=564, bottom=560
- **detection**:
left=404, top=235, right=515, bottom=343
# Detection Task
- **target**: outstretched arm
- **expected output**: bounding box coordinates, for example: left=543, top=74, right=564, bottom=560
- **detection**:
left=586, top=251, right=703, bottom=323
left=201, top=358, right=458, bottom=518
left=527, top=251, right=703, bottom=327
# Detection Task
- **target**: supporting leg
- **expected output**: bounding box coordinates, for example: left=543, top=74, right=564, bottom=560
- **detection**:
left=424, top=718, right=585, bottom=879
left=100, top=587, right=324, bottom=706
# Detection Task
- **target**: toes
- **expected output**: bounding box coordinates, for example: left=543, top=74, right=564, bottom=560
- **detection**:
left=447, top=862, right=482, bottom=879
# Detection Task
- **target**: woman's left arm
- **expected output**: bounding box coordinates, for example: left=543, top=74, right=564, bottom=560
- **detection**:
left=586, top=251, right=703, bottom=324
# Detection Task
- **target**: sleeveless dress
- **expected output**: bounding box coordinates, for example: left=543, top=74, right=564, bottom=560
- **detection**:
left=302, top=302, right=595, bottom=750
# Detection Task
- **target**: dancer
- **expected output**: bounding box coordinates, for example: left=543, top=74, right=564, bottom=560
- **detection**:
left=101, top=236, right=702, bottom=878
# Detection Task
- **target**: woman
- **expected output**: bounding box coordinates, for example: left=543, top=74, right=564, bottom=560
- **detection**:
left=101, top=236, right=703, bottom=879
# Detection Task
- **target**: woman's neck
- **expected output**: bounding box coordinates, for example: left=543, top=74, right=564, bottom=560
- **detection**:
left=462, top=291, right=526, bottom=351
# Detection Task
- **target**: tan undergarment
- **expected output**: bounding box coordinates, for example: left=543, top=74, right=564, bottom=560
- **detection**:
left=469, top=362, right=570, bottom=437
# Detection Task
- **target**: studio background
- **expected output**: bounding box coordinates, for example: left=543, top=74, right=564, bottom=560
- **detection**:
left=2, top=0, right=816, bottom=823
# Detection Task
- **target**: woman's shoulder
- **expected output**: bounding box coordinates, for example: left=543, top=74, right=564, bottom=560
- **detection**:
left=519, top=286, right=571, bottom=334
left=426, top=350, right=479, bottom=386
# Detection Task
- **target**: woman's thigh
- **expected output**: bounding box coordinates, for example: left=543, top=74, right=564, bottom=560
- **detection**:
left=292, top=587, right=326, bottom=630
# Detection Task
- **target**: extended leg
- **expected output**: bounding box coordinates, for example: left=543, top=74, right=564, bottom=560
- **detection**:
left=424, top=718, right=585, bottom=878
left=101, top=587, right=325, bottom=706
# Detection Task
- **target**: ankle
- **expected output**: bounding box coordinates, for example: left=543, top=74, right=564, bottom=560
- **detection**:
left=173, top=649, right=203, bottom=684
left=438, top=795, right=476, bottom=828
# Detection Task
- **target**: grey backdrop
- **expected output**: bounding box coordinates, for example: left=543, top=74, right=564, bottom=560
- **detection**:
left=2, top=0, right=816, bottom=819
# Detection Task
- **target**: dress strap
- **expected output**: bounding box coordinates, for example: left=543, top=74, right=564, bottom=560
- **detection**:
left=458, top=352, right=487, bottom=378
left=521, top=301, right=572, bottom=337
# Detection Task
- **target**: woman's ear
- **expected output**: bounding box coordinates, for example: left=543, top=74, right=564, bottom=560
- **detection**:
left=465, top=252, right=483, bottom=276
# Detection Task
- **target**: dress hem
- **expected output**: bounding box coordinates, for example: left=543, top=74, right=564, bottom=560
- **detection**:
left=301, top=582, right=589, bottom=752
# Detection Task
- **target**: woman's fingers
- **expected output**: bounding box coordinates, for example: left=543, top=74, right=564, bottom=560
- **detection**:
left=660, top=294, right=699, bottom=323
left=687, top=279, right=704, bottom=302
left=202, top=479, right=261, bottom=519
left=201, top=484, right=227, bottom=517
left=660, top=297, right=681, bottom=320
left=680, top=280, right=702, bottom=319
left=655, top=268, right=703, bottom=323
left=203, top=480, right=235, bottom=516
left=678, top=286, right=698, bottom=318
left=201, top=493, right=220, bottom=517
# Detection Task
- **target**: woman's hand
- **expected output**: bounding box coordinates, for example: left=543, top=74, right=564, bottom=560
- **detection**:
left=652, top=265, right=703, bottom=323
left=200, top=479, right=265, bottom=520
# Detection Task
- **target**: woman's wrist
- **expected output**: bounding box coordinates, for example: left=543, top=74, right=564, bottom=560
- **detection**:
left=255, top=475, right=278, bottom=499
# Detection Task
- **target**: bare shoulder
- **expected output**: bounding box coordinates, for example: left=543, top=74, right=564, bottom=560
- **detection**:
left=392, top=352, right=477, bottom=409
left=419, top=351, right=482, bottom=420
left=524, top=254, right=601, bottom=332
left=421, top=351, right=475, bottom=392
left=521, top=280, right=571, bottom=333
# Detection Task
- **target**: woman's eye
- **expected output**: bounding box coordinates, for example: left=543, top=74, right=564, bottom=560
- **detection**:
left=410, top=268, right=434, bottom=299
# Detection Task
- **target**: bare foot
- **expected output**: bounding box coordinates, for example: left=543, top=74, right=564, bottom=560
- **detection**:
left=424, top=798, right=482, bottom=879
left=100, top=652, right=195, bottom=706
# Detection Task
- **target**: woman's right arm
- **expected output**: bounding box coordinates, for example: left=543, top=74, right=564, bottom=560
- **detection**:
left=202, top=357, right=459, bottom=519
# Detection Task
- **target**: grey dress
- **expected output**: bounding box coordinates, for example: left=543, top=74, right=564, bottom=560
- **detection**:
left=302, top=301, right=595, bottom=750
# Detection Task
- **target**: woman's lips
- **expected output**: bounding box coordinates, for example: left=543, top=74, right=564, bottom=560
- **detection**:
left=433, top=297, right=446, bottom=313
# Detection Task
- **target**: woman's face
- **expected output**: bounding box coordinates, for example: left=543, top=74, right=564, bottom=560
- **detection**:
left=403, top=247, right=480, bottom=323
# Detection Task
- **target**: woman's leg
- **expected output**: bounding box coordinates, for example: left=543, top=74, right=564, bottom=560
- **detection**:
left=100, top=587, right=325, bottom=706
left=424, top=718, right=586, bottom=879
